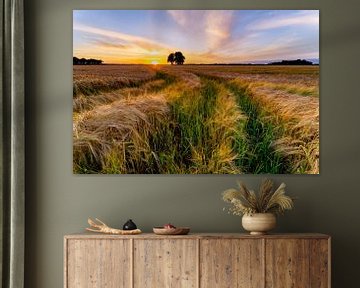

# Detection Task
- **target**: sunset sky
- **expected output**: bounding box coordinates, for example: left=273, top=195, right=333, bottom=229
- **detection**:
left=73, top=10, right=319, bottom=64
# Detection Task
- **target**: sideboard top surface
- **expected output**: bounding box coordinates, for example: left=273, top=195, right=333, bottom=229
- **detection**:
left=64, top=232, right=330, bottom=240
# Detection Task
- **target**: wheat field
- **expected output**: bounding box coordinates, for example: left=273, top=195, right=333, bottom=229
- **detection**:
left=73, top=64, right=319, bottom=174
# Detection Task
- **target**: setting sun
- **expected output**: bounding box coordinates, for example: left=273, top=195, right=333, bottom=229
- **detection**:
left=151, top=61, right=159, bottom=65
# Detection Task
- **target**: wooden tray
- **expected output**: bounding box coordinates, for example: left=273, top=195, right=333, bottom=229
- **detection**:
left=153, top=227, right=190, bottom=235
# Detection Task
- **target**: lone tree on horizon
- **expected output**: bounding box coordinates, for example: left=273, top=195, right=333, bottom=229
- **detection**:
left=174, top=51, right=185, bottom=65
left=167, top=51, right=185, bottom=65
left=167, top=53, right=175, bottom=65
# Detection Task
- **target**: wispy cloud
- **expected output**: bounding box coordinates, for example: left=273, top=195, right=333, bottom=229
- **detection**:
left=167, top=10, right=202, bottom=27
left=74, top=22, right=174, bottom=52
left=250, top=11, right=319, bottom=30
left=167, top=10, right=234, bottom=51
left=205, top=11, right=234, bottom=49
left=89, top=38, right=127, bottom=49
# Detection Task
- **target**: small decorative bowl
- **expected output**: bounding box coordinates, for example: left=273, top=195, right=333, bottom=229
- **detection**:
left=153, top=227, right=190, bottom=235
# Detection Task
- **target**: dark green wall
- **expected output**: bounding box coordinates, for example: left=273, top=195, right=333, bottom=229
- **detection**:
left=24, top=0, right=360, bottom=287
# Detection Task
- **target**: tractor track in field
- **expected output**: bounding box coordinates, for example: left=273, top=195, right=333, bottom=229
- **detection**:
left=73, top=67, right=316, bottom=174
left=227, top=82, right=291, bottom=174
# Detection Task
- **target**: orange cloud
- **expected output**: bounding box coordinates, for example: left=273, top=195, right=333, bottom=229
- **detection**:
left=73, top=23, right=179, bottom=64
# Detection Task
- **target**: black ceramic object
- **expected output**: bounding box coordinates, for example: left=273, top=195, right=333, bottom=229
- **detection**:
left=123, top=219, right=137, bottom=230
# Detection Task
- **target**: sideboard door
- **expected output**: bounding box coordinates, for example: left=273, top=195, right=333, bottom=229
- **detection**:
left=133, top=239, right=198, bottom=288
left=309, top=239, right=330, bottom=288
left=266, top=239, right=309, bottom=287
left=200, top=239, right=264, bottom=288
left=66, top=239, right=131, bottom=288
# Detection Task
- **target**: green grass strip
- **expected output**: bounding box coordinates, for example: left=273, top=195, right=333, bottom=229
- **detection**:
left=147, top=80, right=220, bottom=173
left=228, top=83, right=291, bottom=174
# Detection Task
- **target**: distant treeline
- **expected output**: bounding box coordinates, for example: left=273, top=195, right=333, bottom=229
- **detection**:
left=268, top=59, right=314, bottom=65
left=182, top=60, right=317, bottom=66
left=73, top=57, right=103, bottom=65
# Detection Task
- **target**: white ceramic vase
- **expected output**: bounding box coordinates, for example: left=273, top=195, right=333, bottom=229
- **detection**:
left=242, top=213, right=276, bottom=235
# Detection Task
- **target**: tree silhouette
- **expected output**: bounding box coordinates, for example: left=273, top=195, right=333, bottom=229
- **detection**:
left=73, top=57, right=103, bottom=65
left=167, top=53, right=175, bottom=65
left=268, top=59, right=313, bottom=65
left=174, top=51, right=185, bottom=65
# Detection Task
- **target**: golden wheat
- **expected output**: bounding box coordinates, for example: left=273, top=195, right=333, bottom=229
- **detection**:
left=73, top=93, right=169, bottom=173
left=158, top=66, right=201, bottom=88
left=73, top=79, right=167, bottom=113
left=73, top=64, right=319, bottom=174
left=230, top=78, right=319, bottom=173
left=73, top=65, right=157, bottom=96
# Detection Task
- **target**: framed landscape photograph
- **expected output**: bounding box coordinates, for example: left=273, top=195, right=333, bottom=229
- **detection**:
left=73, top=10, right=319, bottom=174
